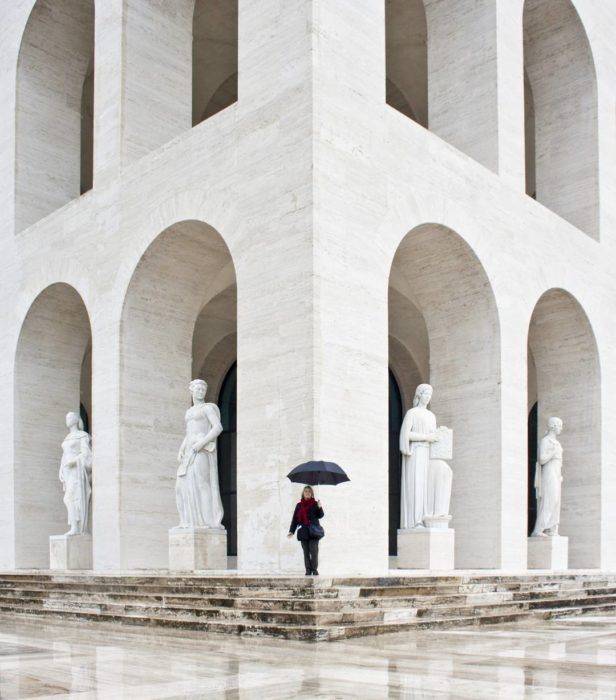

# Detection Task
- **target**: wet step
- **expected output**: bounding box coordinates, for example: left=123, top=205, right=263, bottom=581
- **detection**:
left=1, top=572, right=615, bottom=641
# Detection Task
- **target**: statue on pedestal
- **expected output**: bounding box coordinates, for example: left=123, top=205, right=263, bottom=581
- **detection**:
left=175, top=378, right=224, bottom=529
left=532, top=417, right=564, bottom=537
left=399, top=384, right=452, bottom=529
left=59, top=412, right=92, bottom=535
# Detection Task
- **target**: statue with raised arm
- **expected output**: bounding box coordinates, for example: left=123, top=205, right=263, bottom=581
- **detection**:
left=399, top=384, right=452, bottom=529
left=59, top=412, right=92, bottom=535
left=175, top=378, right=224, bottom=529
left=532, top=417, right=564, bottom=537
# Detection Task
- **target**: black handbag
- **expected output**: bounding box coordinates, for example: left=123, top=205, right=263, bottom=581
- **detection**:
left=308, top=522, right=325, bottom=539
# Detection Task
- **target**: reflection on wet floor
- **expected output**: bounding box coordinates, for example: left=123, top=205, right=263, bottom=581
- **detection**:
left=0, top=613, right=615, bottom=699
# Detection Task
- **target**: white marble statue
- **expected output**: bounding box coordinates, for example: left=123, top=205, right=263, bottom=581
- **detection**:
left=400, top=384, right=452, bottom=528
left=175, top=378, right=224, bottom=529
left=59, top=412, right=92, bottom=536
left=532, top=417, right=564, bottom=537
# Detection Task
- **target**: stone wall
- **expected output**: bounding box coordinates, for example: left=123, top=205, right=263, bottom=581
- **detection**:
left=1, top=0, right=615, bottom=573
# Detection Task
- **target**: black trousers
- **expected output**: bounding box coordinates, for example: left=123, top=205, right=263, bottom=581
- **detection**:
left=301, top=539, right=319, bottom=572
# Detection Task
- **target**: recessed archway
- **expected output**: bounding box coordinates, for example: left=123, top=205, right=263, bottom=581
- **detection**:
left=192, top=0, right=238, bottom=126
left=192, top=285, right=237, bottom=556
left=528, top=289, right=601, bottom=567
left=16, top=0, right=95, bottom=231
left=14, top=283, right=92, bottom=567
left=120, top=220, right=236, bottom=568
left=523, top=0, right=599, bottom=238
left=389, top=224, right=501, bottom=568
left=385, top=0, right=428, bottom=127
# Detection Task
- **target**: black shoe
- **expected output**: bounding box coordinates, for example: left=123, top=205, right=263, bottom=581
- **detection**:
left=312, top=569, right=319, bottom=576
left=305, top=570, right=312, bottom=576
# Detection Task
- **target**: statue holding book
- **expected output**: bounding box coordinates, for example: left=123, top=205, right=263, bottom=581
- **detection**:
left=399, top=384, right=453, bottom=529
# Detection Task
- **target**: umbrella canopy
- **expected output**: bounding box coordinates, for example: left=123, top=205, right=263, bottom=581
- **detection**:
left=287, top=460, right=350, bottom=486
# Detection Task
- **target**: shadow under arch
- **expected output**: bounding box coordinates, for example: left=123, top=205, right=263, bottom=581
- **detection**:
left=119, top=220, right=237, bottom=569
left=527, top=287, right=601, bottom=567
left=16, top=0, right=95, bottom=232
left=389, top=223, right=502, bottom=568
left=14, top=282, right=92, bottom=567
left=523, top=0, right=599, bottom=238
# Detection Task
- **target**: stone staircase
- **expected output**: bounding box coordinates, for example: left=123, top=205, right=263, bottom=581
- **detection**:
left=0, top=572, right=615, bottom=641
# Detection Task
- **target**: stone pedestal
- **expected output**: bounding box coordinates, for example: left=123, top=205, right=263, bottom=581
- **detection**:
left=397, top=528, right=455, bottom=570
left=49, top=534, right=92, bottom=570
left=169, top=527, right=227, bottom=571
left=528, top=535, right=568, bottom=570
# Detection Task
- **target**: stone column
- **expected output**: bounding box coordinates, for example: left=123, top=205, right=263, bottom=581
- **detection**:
left=425, top=0, right=525, bottom=188
left=93, top=0, right=193, bottom=186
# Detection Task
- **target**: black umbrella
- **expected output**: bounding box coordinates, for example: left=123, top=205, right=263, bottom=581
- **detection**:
left=286, top=460, right=350, bottom=487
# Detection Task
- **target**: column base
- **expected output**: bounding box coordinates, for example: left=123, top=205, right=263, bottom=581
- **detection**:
left=528, top=535, right=568, bottom=570
left=49, top=534, right=92, bottom=570
left=169, top=527, right=227, bottom=571
left=397, top=528, right=455, bottom=570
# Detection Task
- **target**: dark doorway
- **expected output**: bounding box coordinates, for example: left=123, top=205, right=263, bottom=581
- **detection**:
left=527, top=402, right=538, bottom=536
left=79, top=402, right=90, bottom=434
left=218, top=362, right=237, bottom=556
left=389, top=369, right=404, bottom=555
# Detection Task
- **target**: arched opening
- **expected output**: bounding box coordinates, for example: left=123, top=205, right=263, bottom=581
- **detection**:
left=528, top=289, right=601, bottom=567
left=524, top=70, right=536, bottom=200
left=385, top=0, right=428, bottom=127
left=16, top=0, right=95, bottom=232
left=120, top=220, right=237, bottom=569
left=192, top=0, right=238, bottom=126
left=389, top=224, right=501, bottom=568
left=523, top=0, right=599, bottom=238
left=192, top=284, right=237, bottom=557
left=14, top=283, right=92, bottom=567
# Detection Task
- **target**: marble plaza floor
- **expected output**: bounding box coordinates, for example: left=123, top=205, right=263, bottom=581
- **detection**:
left=0, top=613, right=615, bottom=699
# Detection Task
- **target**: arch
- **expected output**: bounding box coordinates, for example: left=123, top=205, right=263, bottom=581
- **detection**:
left=15, top=0, right=95, bottom=232
left=523, top=0, right=599, bottom=238
left=193, top=0, right=238, bottom=126
left=14, top=283, right=92, bottom=567
left=527, top=288, right=601, bottom=567
left=385, top=0, right=428, bottom=127
left=120, top=220, right=237, bottom=568
left=389, top=224, right=501, bottom=568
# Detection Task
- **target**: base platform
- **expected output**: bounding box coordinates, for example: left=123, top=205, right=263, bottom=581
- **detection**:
left=397, top=527, right=454, bottom=570
left=528, top=535, right=568, bottom=570
left=0, top=570, right=614, bottom=642
left=169, top=527, right=227, bottom=571
left=49, top=534, right=92, bottom=570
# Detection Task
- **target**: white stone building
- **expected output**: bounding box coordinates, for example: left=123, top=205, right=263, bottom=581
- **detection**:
left=1, top=0, right=615, bottom=575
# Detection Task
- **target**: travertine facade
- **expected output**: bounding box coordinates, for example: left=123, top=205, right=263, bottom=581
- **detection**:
left=1, top=0, right=615, bottom=574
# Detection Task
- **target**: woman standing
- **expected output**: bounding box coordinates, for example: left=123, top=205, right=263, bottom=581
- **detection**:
left=175, top=378, right=224, bottom=529
left=287, top=486, right=324, bottom=575
left=59, top=411, right=92, bottom=535
left=399, top=383, right=440, bottom=529
left=532, top=417, right=564, bottom=537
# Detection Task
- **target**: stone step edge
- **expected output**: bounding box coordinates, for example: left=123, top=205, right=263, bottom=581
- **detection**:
left=0, top=584, right=614, bottom=606
left=1, top=594, right=615, bottom=624
left=1, top=578, right=614, bottom=594
left=1, top=601, right=614, bottom=641
left=1, top=574, right=615, bottom=588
